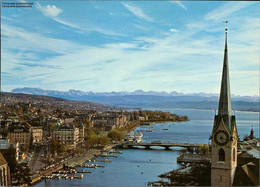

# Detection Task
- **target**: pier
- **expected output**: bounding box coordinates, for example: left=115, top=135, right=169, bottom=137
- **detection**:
left=118, top=142, right=206, bottom=150
left=93, top=159, right=112, bottom=163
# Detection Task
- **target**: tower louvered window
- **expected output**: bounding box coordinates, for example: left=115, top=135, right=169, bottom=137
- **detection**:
left=219, top=148, right=225, bottom=161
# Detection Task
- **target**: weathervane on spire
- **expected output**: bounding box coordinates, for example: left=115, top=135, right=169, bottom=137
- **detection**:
left=223, top=21, right=228, bottom=32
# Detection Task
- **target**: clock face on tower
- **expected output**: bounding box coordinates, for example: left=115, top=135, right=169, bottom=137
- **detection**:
left=214, top=130, right=229, bottom=146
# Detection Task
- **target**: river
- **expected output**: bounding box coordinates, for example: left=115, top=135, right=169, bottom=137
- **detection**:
left=36, top=109, right=259, bottom=186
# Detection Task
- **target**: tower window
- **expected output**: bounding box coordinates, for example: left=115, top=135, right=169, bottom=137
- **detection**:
left=233, top=148, right=236, bottom=162
left=219, top=148, right=225, bottom=161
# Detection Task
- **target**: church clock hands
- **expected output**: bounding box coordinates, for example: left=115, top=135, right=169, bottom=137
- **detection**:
left=214, top=130, right=229, bottom=146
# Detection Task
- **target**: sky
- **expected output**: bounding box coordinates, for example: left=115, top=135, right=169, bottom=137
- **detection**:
left=1, top=1, right=259, bottom=96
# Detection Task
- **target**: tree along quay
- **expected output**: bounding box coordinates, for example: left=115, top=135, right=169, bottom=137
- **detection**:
left=108, top=111, right=189, bottom=143
left=135, top=110, right=189, bottom=123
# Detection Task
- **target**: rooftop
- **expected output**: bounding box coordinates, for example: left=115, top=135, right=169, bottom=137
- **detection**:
left=0, top=151, right=8, bottom=166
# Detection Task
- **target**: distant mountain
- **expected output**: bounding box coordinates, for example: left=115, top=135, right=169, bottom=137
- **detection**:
left=11, top=87, right=259, bottom=112
left=1, top=92, right=117, bottom=111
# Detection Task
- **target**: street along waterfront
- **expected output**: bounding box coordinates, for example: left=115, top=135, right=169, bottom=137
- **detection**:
left=36, top=109, right=259, bottom=186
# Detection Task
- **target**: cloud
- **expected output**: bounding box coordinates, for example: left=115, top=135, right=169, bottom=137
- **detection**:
left=3, top=28, right=223, bottom=92
left=36, top=2, right=81, bottom=30
left=122, top=3, right=153, bottom=22
left=53, top=17, right=81, bottom=30
left=169, top=28, right=179, bottom=32
left=35, top=2, right=123, bottom=36
left=36, top=3, right=63, bottom=17
left=52, top=16, right=121, bottom=36
left=1, top=23, right=83, bottom=91
left=171, top=1, right=188, bottom=11
left=205, top=1, right=255, bottom=21
left=1, top=24, right=82, bottom=55
left=20, top=62, right=61, bottom=69
left=1, top=16, right=13, bottom=21
left=18, top=0, right=27, bottom=3
left=3, top=11, right=259, bottom=94
left=2, top=20, right=258, bottom=95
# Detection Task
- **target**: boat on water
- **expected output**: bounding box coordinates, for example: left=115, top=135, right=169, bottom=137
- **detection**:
left=74, top=174, right=84, bottom=179
left=134, top=132, right=143, bottom=143
left=76, top=169, right=91, bottom=173
left=126, top=132, right=143, bottom=142
left=43, top=172, right=84, bottom=181
left=109, top=150, right=123, bottom=154
left=146, top=127, right=152, bottom=132
left=83, top=163, right=98, bottom=168
left=125, top=134, right=135, bottom=142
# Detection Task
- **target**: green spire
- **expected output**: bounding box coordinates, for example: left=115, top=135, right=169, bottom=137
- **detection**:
left=218, top=28, right=232, bottom=117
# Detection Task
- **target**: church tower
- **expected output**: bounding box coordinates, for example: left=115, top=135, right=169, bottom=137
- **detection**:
left=211, top=27, right=238, bottom=186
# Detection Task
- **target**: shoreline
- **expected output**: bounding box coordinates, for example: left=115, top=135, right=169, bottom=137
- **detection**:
left=31, top=145, right=115, bottom=185
left=31, top=122, right=139, bottom=185
left=141, top=119, right=189, bottom=124
left=142, top=107, right=259, bottom=113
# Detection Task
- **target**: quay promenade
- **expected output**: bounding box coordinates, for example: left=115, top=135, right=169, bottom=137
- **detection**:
left=31, top=145, right=115, bottom=185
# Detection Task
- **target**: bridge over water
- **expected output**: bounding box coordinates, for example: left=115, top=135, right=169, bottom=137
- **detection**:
left=118, top=142, right=207, bottom=150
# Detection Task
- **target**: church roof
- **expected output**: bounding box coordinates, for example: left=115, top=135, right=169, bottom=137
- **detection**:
left=241, top=162, right=259, bottom=185
left=233, top=162, right=259, bottom=186
left=0, top=151, right=8, bottom=166
left=247, top=149, right=260, bottom=159
left=213, top=28, right=237, bottom=134
left=218, top=28, right=232, bottom=117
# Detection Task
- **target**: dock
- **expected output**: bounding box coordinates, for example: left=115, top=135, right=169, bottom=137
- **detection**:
left=93, top=159, right=112, bottom=163
left=76, top=169, right=91, bottom=173
left=98, top=154, right=118, bottom=158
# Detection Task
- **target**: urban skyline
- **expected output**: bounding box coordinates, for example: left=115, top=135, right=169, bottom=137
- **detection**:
left=2, top=1, right=259, bottom=96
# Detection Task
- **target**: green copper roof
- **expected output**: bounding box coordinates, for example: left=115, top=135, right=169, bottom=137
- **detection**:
left=212, top=28, right=237, bottom=135
left=218, top=28, right=232, bottom=118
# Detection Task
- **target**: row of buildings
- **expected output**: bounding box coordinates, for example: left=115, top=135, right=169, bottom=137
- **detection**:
left=92, top=114, right=128, bottom=130
left=2, top=121, right=43, bottom=151
left=1, top=111, right=129, bottom=154
left=1, top=119, right=86, bottom=152
left=52, top=123, right=85, bottom=149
